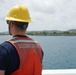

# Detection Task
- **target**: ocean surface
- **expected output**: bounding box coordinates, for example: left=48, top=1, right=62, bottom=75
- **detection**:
left=0, top=35, right=76, bottom=70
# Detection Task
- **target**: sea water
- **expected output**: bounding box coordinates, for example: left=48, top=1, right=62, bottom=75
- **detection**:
left=0, top=35, right=76, bottom=69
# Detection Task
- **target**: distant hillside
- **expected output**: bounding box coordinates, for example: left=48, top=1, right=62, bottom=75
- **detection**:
left=1, top=29, right=76, bottom=36
left=0, top=31, right=9, bottom=35
left=43, top=30, right=63, bottom=33
left=67, top=29, right=76, bottom=33
left=44, top=29, right=76, bottom=33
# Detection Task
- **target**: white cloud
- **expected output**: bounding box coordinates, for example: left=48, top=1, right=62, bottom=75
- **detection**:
left=0, top=0, right=76, bottom=32
left=26, top=0, right=56, bottom=14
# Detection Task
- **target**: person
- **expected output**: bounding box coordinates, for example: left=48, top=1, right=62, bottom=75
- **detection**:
left=0, top=4, right=43, bottom=75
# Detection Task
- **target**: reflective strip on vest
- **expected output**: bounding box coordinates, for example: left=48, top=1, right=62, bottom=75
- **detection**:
left=11, top=40, right=37, bottom=43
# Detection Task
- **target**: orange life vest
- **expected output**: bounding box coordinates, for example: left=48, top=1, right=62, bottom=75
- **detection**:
left=7, top=36, right=42, bottom=75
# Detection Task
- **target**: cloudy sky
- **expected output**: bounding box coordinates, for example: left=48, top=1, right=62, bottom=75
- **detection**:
left=0, top=0, right=76, bottom=32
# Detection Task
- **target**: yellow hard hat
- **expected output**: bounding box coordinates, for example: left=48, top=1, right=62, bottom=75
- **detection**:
left=5, top=4, right=32, bottom=22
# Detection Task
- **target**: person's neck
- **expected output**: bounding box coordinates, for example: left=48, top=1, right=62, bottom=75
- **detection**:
left=12, top=31, right=26, bottom=36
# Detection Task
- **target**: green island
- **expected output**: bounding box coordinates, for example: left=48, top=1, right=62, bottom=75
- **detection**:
left=0, top=29, right=76, bottom=36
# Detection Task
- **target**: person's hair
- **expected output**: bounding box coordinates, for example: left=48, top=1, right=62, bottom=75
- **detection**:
left=6, top=20, right=29, bottom=30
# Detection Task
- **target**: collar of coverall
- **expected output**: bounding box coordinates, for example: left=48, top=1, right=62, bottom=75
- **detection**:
left=13, top=35, right=28, bottom=37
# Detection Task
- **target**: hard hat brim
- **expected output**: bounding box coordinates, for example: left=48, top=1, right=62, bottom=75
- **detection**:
left=5, top=17, right=32, bottom=23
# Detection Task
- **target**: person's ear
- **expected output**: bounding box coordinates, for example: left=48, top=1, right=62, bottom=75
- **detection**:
left=10, top=21, right=13, bottom=28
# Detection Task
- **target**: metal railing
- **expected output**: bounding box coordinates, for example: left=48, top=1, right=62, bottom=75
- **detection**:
left=42, top=69, right=76, bottom=75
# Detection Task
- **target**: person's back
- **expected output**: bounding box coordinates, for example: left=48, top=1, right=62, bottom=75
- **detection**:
left=0, top=4, right=43, bottom=75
